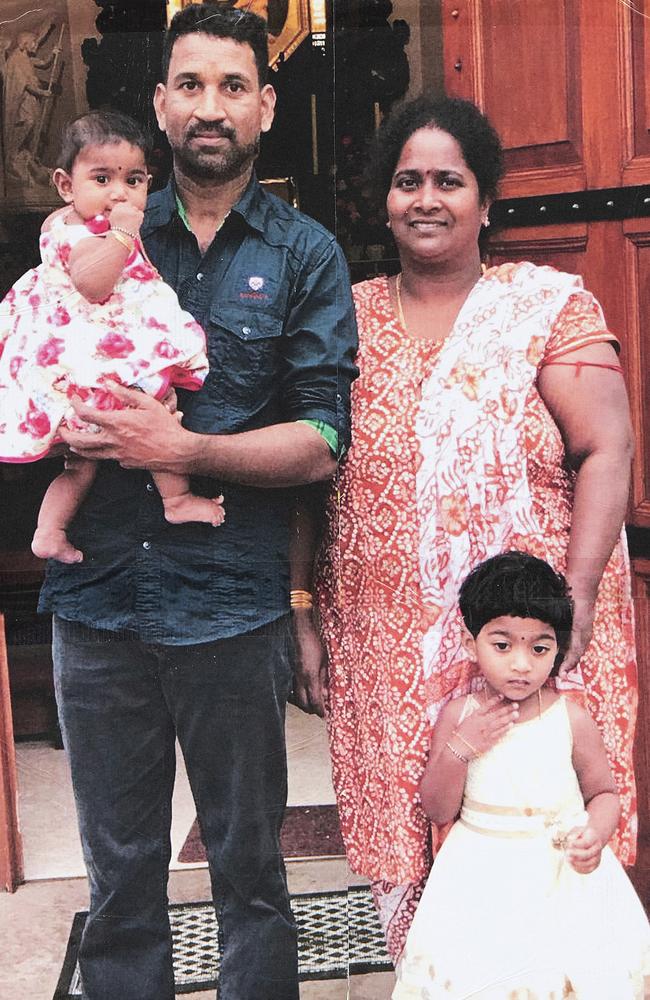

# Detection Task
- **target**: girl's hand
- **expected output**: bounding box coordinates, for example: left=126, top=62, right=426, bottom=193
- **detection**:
left=565, top=823, right=603, bottom=873
left=290, top=609, right=328, bottom=718
left=453, top=695, right=519, bottom=756
left=109, top=202, right=144, bottom=236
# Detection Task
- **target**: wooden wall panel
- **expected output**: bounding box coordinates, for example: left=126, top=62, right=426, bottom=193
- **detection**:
left=628, top=0, right=650, bottom=167
left=487, top=223, right=587, bottom=273
left=624, top=220, right=650, bottom=528
left=630, top=560, right=650, bottom=904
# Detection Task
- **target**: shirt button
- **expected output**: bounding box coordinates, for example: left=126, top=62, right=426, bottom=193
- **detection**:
left=142, top=541, right=151, bottom=550
left=242, top=326, right=251, bottom=337
left=146, top=482, right=154, bottom=492
left=196, top=272, right=204, bottom=281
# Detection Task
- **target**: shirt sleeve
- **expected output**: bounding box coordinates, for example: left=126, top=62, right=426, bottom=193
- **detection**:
left=280, top=238, right=358, bottom=458
left=542, top=291, right=620, bottom=363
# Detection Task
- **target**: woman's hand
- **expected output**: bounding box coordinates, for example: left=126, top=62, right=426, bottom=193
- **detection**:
left=290, top=608, right=328, bottom=718
left=559, top=595, right=595, bottom=680
left=565, top=823, right=603, bottom=873
left=451, top=695, right=519, bottom=757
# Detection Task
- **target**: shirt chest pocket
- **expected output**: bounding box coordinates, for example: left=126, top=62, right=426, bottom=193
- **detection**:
left=203, top=306, right=284, bottom=416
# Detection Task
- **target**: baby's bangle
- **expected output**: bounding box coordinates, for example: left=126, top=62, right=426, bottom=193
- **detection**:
left=109, top=229, right=135, bottom=253
left=453, top=730, right=479, bottom=758
left=111, top=225, right=138, bottom=241
left=445, top=741, right=470, bottom=765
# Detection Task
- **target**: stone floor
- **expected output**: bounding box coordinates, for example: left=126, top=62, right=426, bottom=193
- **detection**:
left=1, top=706, right=396, bottom=999
left=0, top=864, right=395, bottom=1000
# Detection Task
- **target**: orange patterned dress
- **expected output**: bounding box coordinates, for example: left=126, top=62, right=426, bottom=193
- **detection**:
left=317, top=265, right=637, bottom=959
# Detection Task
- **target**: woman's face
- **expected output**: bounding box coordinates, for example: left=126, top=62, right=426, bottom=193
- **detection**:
left=386, top=126, right=487, bottom=268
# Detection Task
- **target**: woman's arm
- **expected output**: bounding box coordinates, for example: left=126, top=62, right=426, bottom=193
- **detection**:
left=288, top=485, right=330, bottom=717
left=537, top=340, right=634, bottom=676
left=565, top=700, right=620, bottom=873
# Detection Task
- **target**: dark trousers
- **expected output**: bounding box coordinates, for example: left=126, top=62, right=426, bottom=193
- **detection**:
left=53, top=615, right=298, bottom=1000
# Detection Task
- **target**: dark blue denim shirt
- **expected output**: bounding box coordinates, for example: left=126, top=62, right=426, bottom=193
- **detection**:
left=39, top=175, right=358, bottom=644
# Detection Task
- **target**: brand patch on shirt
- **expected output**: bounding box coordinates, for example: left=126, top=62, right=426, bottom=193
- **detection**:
left=239, top=274, right=270, bottom=301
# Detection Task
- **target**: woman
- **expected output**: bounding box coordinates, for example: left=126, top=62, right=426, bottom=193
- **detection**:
left=292, top=95, right=637, bottom=963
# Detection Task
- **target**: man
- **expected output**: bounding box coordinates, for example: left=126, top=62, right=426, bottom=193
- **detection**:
left=40, top=6, right=357, bottom=999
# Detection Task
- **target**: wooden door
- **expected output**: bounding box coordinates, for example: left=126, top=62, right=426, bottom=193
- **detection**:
left=442, top=0, right=650, bottom=893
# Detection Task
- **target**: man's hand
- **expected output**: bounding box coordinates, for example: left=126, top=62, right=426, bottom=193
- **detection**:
left=59, top=381, right=188, bottom=471
left=290, top=609, right=327, bottom=718
left=565, top=823, right=603, bottom=873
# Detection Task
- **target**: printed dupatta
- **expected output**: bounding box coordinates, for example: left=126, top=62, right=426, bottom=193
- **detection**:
left=415, top=262, right=596, bottom=719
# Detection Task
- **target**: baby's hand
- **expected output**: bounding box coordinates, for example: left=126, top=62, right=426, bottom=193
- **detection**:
left=565, top=824, right=603, bottom=873
left=109, top=202, right=144, bottom=236
left=453, top=695, right=519, bottom=757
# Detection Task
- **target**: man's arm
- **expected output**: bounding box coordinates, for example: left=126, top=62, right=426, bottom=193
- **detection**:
left=60, top=389, right=336, bottom=485
left=60, top=235, right=358, bottom=488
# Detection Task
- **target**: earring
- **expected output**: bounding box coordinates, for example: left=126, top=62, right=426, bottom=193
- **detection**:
left=482, top=216, right=490, bottom=228
left=386, top=220, right=392, bottom=229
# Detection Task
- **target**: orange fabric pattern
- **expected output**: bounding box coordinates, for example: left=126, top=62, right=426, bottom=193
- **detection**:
left=317, top=271, right=637, bottom=896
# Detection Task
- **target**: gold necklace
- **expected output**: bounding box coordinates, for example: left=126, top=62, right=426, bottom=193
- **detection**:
left=395, top=272, right=407, bottom=331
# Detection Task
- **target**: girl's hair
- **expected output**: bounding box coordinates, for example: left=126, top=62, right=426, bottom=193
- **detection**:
left=57, top=111, right=152, bottom=174
left=458, top=551, right=574, bottom=673
left=368, top=94, right=504, bottom=212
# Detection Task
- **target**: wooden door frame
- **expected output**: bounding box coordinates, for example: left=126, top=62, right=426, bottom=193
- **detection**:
left=0, top=613, right=23, bottom=892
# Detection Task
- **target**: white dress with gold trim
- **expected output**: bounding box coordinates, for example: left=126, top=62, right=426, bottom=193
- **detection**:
left=392, top=696, right=650, bottom=999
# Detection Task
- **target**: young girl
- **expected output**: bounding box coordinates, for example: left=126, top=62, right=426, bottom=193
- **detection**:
left=393, top=551, right=650, bottom=999
left=0, top=110, right=224, bottom=563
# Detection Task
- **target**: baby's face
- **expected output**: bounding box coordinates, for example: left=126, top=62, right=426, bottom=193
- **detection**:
left=463, top=615, right=558, bottom=704
left=63, top=141, right=149, bottom=221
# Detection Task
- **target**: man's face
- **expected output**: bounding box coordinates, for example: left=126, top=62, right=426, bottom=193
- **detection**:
left=154, top=33, right=275, bottom=183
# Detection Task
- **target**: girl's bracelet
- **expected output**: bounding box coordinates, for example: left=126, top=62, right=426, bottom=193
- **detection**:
left=452, top=730, right=479, bottom=758
left=109, top=229, right=135, bottom=253
left=444, top=741, right=470, bottom=765
left=111, top=225, right=138, bottom=241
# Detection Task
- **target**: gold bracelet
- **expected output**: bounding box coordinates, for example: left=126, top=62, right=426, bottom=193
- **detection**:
left=108, top=229, right=135, bottom=253
left=453, top=731, right=479, bottom=758
left=111, top=225, right=138, bottom=240
left=445, top=741, right=470, bottom=765
left=290, top=589, right=313, bottom=609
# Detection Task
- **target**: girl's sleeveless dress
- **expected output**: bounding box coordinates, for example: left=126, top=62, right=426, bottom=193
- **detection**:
left=0, top=211, right=208, bottom=462
left=392, top=696, right=650, bottom=999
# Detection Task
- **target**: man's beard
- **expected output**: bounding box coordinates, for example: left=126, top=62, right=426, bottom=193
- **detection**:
left=174, top=125, right=260, bottom=182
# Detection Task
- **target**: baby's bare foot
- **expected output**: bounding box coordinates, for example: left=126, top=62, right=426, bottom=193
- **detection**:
left=163, top=493, right=225, bottom=527
left=32, top=528, right=83, bottom=563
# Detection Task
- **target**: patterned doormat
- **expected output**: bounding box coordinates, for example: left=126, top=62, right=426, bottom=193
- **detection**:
left=179, top=805, right=345, bottom=864
left=53, top=885, right=393, bottom=998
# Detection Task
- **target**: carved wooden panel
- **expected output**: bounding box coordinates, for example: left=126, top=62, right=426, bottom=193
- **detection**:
left=624, top=220, right=650, bottom=528
left=486, top=223, right=587, bottom=274
left=627, top=0, right=650, bottom=172
left=630, top=560, right=650, bottom=903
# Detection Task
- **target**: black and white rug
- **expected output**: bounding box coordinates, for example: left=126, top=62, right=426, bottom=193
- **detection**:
left=53, top=885, right=393, bottom=997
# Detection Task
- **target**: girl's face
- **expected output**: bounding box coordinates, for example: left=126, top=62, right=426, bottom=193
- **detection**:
left=462, top=616, right=559, bottom=706
left=53, top=141, right=149, bottom=221
left=386, top=126, right=487, bottom=269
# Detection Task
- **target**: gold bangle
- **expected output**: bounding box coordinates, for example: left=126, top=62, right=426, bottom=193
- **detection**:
left=445, top=741, right=470, bottom=765
left=290, top=589, right=313, bottom=609
left=111, top=225, right=138, bottom=240
left=453, top=731, right=479, bottom=758
left=109, top=229, right=135, bottom=253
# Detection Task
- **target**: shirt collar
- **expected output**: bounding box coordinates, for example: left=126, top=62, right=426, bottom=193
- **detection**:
left=144, top=171, right=267, bottom=237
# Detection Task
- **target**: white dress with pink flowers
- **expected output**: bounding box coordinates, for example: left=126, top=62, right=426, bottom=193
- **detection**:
left=0, top=210, right=208, bottom=461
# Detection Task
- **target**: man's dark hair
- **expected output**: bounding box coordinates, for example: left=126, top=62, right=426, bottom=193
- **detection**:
left=57, top=110, right=151, bottom=174
left=162, top=3, right=269, bottom=87
left=458, top=551, right=574, bottom=674
left=368, top=94, right=504, bottom=210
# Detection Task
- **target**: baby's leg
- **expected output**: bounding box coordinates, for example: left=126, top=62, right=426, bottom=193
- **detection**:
left=152, top=472, right=225, bottom=527
left=32, top=457, right=98, bottom=563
